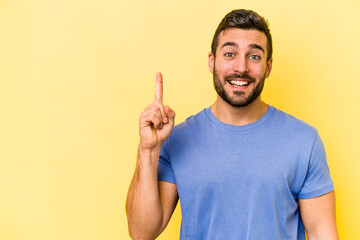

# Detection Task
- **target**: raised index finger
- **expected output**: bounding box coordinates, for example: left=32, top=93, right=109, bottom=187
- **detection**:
left=155, top=72, right=163, bottom=102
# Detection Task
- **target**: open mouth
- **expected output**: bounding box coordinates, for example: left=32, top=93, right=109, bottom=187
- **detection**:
left=228, top=80, right=251, bottom=87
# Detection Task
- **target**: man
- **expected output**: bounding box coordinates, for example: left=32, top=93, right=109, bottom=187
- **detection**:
left=126, top=9, right=338, bottom=240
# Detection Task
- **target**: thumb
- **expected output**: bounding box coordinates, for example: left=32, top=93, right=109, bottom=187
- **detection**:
left=164, top=105, right=175, bottom=125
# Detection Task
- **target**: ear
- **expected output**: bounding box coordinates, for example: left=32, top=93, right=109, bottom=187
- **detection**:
left=208, top=52, right=214, bottom=73
left=265, top=58, right=273, bottom=78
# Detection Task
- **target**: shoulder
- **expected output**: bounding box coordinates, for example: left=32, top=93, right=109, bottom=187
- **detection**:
left=268, top=106, right=320, bottom=142
left=171, top=108, right=209, bottom=135
left=272, top=107, right=318, bottom=131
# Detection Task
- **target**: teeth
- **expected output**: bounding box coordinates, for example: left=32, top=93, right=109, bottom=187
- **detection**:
left=230, top=80, right=249, bottom=86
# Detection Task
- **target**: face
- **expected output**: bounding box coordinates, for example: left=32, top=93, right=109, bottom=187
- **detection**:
left=208, top=28, right=273, bottom=107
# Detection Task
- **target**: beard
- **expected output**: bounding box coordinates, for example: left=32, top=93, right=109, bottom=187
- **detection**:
left=213, top=66, right=266, bottom=108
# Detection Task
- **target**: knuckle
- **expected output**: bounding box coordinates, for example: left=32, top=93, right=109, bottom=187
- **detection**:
left=155, top=100, right=164, bottom=108
left=150, top=111, right=158, bottom=119
left=153, top=120, right=161, bottom=128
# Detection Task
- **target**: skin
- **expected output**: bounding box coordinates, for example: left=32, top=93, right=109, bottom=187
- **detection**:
left=299, top=191, right=338, bottom=239
left=208, top=28, right=272, bottom=126
left=126, top=73, right=178, bottom=240
left=126, top=28, right=338, bottom=240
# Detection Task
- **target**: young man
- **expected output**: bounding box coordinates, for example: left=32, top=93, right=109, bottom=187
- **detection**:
left=126, top=9, right=338, bottom=240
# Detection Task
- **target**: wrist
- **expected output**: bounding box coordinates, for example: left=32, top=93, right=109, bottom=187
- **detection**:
left=137, top=144, right=162, bottom=165
left=138, top=141, right=162, bottom=154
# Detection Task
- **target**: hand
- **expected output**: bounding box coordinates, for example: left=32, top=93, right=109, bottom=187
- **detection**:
left=139, top=72, right=176, bottom=151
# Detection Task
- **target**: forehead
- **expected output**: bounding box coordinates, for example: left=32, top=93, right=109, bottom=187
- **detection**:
left=217, top=28, right=268, bottom=51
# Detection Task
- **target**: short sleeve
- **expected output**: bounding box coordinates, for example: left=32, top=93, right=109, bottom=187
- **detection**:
left=158, top=138, right=176, bottom=184
left=298, top=133, right=334, bottom=199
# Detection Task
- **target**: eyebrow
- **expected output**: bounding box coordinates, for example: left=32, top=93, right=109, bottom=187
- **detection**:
left=220, top=42, right=265, bottom=53
left=249, top=44, right=264, bottom=53
left=221, top=42, right=238, bottom=49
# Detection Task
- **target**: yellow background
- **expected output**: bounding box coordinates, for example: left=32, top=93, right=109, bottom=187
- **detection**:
left=0, top=0, right=359, bottom=239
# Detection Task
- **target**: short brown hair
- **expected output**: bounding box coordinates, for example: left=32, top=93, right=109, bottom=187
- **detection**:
left=211, top=9, right=273, bottom=61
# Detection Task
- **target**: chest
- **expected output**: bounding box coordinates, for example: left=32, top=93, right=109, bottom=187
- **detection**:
left=170, top=130, right=309, bottom=199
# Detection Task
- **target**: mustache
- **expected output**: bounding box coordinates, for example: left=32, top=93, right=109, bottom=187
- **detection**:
left=224, top=73, right=255, bottom=82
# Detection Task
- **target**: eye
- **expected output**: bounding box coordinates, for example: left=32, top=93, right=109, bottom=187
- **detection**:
left=249, top=55, right=260, bottom=60
left=224, top=52, right=235, bottom=58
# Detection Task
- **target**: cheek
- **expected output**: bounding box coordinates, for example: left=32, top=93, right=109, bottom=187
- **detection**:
left=215, top=60, right=233, bottom=74
left=251, top=64, right=267, bottom=76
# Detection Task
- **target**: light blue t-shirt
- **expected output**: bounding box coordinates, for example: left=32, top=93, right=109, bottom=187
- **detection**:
left=158, top=106, right=334, bottom=240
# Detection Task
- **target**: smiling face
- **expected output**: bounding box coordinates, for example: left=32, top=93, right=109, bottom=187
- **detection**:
left=209, top=28, right=273, bottom=108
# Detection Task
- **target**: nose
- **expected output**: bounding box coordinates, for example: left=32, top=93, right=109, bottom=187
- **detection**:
left=233, top=57, right=248, bottom=73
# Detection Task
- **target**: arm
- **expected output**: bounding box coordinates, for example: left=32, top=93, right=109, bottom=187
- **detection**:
left=299, top=191, right=338, bottom=240
left=126, top=148, right=178, bottom=240
left=126, top=73, right=178, bottom=240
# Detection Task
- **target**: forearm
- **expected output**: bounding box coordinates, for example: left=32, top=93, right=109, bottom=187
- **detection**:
left=126, top=146, right=164, bottom=240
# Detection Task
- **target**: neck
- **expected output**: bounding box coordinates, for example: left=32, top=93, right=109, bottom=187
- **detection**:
left=210, top=96, right=268, bottom=126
